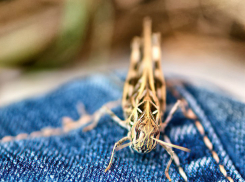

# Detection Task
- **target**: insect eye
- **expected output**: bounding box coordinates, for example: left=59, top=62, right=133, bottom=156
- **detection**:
left=152, top=131, right=159, bottom=139
left=136, top=131, right=140, bottom=140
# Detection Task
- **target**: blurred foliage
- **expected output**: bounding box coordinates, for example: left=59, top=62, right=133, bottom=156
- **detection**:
left=0, top=0, right=91, bottom=68
left=36, top=0, right=90, bottom=68
left=0, top=0, right=244, bottom=68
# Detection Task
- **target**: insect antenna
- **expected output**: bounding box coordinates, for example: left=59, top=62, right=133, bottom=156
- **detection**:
left=151, top=137, right=190, bottom=152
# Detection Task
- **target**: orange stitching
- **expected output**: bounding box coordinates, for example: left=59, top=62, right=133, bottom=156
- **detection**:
left=0, top=127, right=65, bottom=143
left=194, top=121, right=205, bottom=135
left=186, top=107, right=234, bottom=181
left=0, top=101, right=188, bottom=181
left=0, top=85, right=235, bottom=182
left=212, top=151, right=220, bottom=163
left=168, top=84, right=234, bottom=182
left=0, top=101, right=122, bottom=143
left=0, top=117, right=92, bottom=142
left=0, top=104, right=95, bottom=143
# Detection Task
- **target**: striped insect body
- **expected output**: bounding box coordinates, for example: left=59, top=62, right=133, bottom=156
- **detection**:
left=65, top=17, right=190, bottom=181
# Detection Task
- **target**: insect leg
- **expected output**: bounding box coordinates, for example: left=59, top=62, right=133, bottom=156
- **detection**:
left=62, top=102, right=88, bottom=128
left=63, top=100, right=122, bottom=132
left=76, top=102, right=88, bottom=116
left=105, top=136, right=130, bottom=172
left=83, top=105, right=128, bottom=132
left=160, top=100, right=181, bottom=132
left=160, top=143, right=174, bottom=181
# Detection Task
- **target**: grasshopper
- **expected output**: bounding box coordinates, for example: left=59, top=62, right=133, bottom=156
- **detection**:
left=65, top=17, right=190, bottom=181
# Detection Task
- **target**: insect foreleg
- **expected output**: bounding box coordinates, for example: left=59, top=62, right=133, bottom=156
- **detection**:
left=63, top=99, right=122, bottom=132
left=160, top=100, right=182, bottom=132
left=76, top=102, right=88, bottom=116
left=83, top=105, right=128, bottom=132
left=160, top=143, right=174, bottom=181
left=105, top=136, right=130, bottom=172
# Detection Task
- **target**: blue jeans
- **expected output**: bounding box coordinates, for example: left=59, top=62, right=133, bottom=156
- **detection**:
left=0, top=72, right=244, bottom=181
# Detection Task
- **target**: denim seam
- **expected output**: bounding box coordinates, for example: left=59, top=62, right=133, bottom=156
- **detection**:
left=2, top=74, right=241, bottom=181
left=0, top=102, right=96, bottom=143
left=0, top=127, right=64, bottom=143
left=167, top=86, right=234, bottom=181
left=171, top=83, right=244, bottom=182
left=0, top=101, right=188, bottom=181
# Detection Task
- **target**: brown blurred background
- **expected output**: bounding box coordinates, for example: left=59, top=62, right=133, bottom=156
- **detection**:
left=0, top=0, right=245, bottom=106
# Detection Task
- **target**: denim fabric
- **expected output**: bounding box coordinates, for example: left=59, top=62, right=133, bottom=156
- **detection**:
left=0, top=72, right=244, bottom=182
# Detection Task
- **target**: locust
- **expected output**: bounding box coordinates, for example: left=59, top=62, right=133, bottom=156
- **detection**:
left=64, top=17, right=190, bottom=181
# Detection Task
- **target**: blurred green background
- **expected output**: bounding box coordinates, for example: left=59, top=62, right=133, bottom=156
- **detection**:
left=1, top=0, right=245, bottom=68
left=0, top=0, right=245, bottom=105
